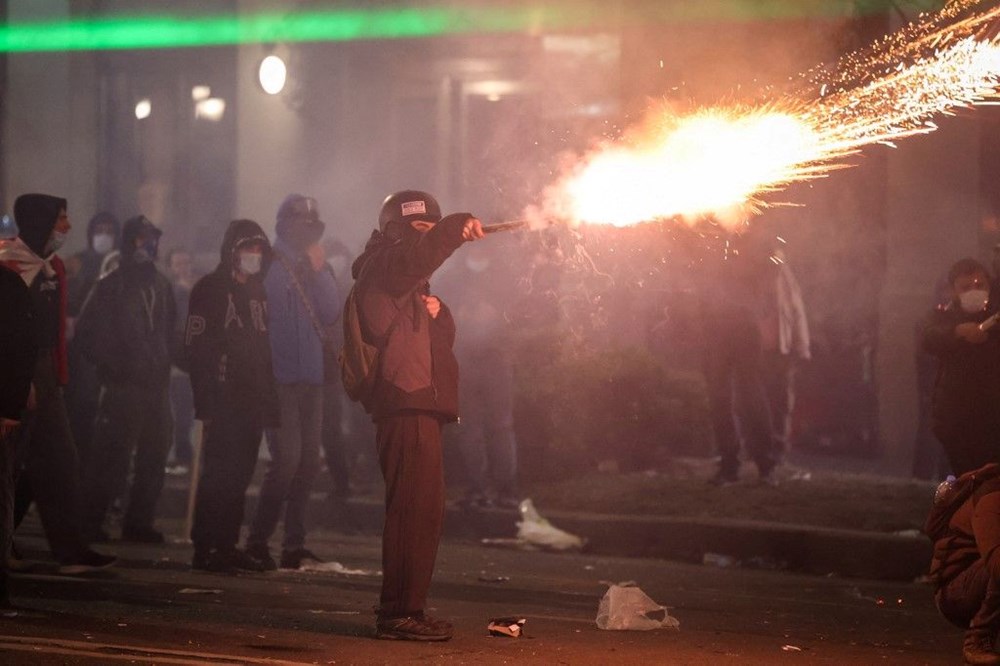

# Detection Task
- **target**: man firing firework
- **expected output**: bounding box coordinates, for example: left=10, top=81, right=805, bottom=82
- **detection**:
left=346, top=190, right=484, bottom=641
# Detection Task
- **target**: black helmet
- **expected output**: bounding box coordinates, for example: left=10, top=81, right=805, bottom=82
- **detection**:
left=378, top=190, right=441, bottom=233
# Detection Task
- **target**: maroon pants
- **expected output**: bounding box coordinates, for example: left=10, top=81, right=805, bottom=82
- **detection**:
left=376, top=414, right=445, bottom=617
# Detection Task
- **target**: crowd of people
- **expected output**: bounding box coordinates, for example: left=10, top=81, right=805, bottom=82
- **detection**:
left=12, top=185, right=996, bottom=651
left=0, top=189, right=490, bottom=641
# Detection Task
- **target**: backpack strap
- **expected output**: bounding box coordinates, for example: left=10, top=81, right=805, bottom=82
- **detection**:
left=275, top=252, right=332, bottom=344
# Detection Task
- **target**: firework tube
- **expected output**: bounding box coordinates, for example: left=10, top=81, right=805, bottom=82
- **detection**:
left=483, top=220, right=528, bottom=234
left=980, top=312, right=1000, bottom=332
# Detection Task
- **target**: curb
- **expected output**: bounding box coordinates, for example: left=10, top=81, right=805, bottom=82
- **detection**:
left=155, top=478, right=930, bottom=582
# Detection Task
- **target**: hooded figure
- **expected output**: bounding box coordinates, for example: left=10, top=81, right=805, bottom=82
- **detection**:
left=75, top=215, right=177, bottom=544
left=186, top=219, right=280, bottom=573
left=0, top=193, right=117, bottom=574
left=66, top=212, right=119, bottom=315
left=0, top=194, right=70, bottom=383
left=75, top=216, right=174, bottom=388
left=184, top=218, right=278, bottom=422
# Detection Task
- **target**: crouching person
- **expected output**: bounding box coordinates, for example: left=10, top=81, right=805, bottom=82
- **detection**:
left=928, top=462, right=1000, bottom=664
left=185, top=220, right=280, bottom=573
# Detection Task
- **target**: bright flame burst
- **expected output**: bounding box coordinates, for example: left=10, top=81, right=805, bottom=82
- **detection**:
left=527, top=0, right=1000, bottom=230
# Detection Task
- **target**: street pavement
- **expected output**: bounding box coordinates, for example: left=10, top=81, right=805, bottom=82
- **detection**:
left=1, top=515, right=960, bottom=665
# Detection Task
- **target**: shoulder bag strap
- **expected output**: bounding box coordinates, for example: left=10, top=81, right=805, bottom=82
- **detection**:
left=275, top=252, right=330, bottom=343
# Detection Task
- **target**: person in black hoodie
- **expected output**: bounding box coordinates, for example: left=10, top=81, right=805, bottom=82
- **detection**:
left=186, top=219, right=279, bottom=573
left=0, top=264, right=37, bottom=610
left=923, top=257, right=1000, bottom=476
left=0, top=193, right=116, bottom=575
left=351, top=190, right=483, bottom=641
left=76, top=216, right=176, bottom=544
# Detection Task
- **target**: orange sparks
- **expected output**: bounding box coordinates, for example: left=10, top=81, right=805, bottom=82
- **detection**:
left=527, top=0, right=1000, bottom=231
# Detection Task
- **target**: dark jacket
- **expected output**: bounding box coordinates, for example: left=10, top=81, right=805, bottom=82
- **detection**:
left=351, top=214, right=471, bottom=421
left=68, top=212, right=119, bottom=316
left=75, top=217, right=176, bottom=389
left=929, top=469, right=1000, bottom=589
left=184, top=220, right=279, bottom=425
left=7, top=193, right=69, bottom=384
left=923, top=300, right=1000, bottom=449
left=0, top=265, right=38, bottom=420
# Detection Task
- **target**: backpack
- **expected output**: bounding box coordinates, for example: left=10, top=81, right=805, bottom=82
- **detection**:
left=924, top=463, right=1000, bottom=543
left=338, top=285, right=379, bottom=410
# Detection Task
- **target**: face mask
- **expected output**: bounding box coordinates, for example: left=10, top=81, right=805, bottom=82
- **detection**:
left=960, top=289, right=990, bottom=313
left=133, top=238, right=158, bottom=263
left=44, top=230, right=68, bottom=255
left=92, top=233, right=114, bottom=255
left=239, top=252, right=263, bottom=276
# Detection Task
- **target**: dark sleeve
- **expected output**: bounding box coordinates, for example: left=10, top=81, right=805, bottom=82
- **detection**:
left=0, top=270, right=38, bottom=420
left=184, top=277, right=224, bottom=421
left=381, top=213, right=470, bottom=296
left=923, top=309, right=963, bottom=357
left=165, top=281, right=182, bottom=367
left=74, top=275, right=125, bottom=380
left=433, top=301, right=457, bottom=349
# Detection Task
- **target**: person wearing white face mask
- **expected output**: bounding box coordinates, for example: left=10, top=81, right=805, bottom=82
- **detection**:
left=923, top=257, right=1000, bottom=476
left=184, top=220, right=280, bottom=574
left=66, top=212, right=119, bottom=318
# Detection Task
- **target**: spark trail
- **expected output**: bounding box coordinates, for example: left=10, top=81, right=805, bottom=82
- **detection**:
left=527, top=0, right=1000, bottom=230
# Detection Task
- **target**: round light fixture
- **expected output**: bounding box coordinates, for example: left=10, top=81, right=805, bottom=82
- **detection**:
left=135, top=98, right=152, bottom=120
left=258, top=55, right=287, bottom=95
left=195, top=97, right=226, bottom=122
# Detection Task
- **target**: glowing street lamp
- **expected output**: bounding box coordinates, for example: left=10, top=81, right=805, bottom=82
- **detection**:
left=258, top=54, right=286, bottom=95
left=134, top=98, right=151, bottom=120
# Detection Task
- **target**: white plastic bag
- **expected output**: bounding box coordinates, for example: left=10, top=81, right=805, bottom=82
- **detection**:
left=516, top=499, right=585, bottom=551
left=596, top=582, right=680, bottom=631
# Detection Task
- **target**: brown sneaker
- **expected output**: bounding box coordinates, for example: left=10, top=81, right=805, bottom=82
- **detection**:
left=376, top=614, right=453, bottom=641
left=963, top=631, right=1000, bottom=665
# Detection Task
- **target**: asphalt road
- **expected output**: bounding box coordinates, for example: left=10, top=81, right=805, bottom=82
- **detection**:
left=1, top=517, right=960, bottom=665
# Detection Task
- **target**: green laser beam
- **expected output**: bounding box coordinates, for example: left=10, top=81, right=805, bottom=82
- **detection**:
left=0, top=1, right=923, bottom=53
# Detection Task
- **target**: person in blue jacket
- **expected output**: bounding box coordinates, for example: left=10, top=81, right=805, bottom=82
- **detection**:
left=244, top=195, right=340, bottom=570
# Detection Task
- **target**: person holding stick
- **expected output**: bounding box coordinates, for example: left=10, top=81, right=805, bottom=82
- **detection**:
left=185, top=220, right=279, bottom=573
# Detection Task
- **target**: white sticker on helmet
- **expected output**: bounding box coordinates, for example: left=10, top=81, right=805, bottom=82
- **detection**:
left=401, top=201, right=427, bottom=217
